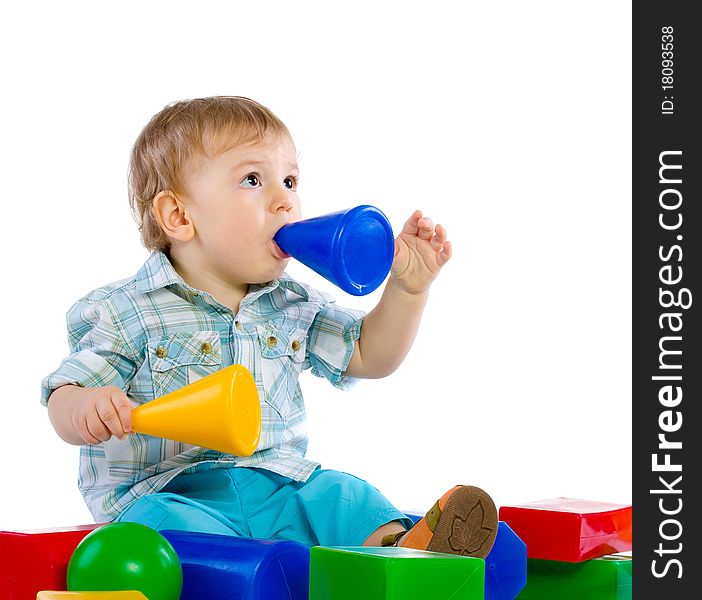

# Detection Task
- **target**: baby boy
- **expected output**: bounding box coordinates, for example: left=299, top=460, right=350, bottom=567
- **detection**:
left=42, top=96, right=497, bottom=557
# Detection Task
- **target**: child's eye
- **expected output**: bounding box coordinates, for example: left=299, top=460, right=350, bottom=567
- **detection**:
left=284, top=176, right=297, bottom=190
left=240, top=174, right=260, bottom=188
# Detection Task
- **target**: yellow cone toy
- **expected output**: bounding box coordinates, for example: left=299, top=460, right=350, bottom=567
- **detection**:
left=131, top=364, right=261, bottom=456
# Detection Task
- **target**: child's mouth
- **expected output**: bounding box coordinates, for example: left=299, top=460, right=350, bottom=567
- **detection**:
left=271, top=240, right=291, bottom=259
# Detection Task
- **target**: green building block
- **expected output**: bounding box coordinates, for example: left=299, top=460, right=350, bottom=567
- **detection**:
left=310, top=546, right=485, bottom=600
left=517, top=553, right=632, bottom=600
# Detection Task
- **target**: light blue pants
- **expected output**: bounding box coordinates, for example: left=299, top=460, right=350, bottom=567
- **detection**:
left=116, top=466, right=413, bottom=546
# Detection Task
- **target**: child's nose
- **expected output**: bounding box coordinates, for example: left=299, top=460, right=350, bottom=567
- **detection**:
left=269, top=185, right=294, bottom=213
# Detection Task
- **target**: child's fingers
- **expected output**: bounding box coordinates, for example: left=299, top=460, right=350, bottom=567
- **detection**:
left=95, top=395, right=127, bottom=440
left=400, top=209, right=423, bottom=236
left=437, top=240, right=452, bottom=267
left=417, top=217, right=435, bottom=240
left=71, top=405, right=101, bottom=445
left=430, top=223, right=448, bottom=250
left=74, top=417, right=101, bottom=445
left=111, top=390, right=133, bottom=435
left=86, top=406, right=113, bottom=443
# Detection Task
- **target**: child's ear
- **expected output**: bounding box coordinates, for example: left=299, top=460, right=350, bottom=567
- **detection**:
left=152, top=191, right=195, bottom=243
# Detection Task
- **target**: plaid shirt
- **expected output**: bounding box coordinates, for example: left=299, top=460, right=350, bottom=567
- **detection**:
left=41, top=251, right=364, bottom=523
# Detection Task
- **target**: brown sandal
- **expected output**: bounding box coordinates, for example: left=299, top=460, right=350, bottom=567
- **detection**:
left=399, top=485, right=498, bottom=558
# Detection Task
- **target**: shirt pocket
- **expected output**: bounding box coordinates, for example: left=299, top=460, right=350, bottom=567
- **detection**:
left=147, top=331, right=222, bottom=399
left=255, top=321, right=306, bottom=425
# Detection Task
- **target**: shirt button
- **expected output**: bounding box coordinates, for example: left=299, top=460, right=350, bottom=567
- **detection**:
left=201, top=342, right=213, bottom=354
left=291, top=340, right=301, bottom=351
left=267, top=336, right=277, bottom=348
left=235, top=320, right=242, bottom=331
left=155, top=346, right=168, bottom=359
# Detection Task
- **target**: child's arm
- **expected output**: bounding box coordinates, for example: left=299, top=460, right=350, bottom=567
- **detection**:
left=47, top=384, right=133, bottom=446
left=344, top=210, right=451, bottom=378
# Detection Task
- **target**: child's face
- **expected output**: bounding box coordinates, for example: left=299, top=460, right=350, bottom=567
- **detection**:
left=180, top=134, right=302, bottom=286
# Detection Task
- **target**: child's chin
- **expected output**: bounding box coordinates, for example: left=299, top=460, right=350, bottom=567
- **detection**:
left=256, top=264, right=287, bottom=283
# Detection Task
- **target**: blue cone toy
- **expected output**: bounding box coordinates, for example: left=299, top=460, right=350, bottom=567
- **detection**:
left=274, top=205, right=394, bottom=296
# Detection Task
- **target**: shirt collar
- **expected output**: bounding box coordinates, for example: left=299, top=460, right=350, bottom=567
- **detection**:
left=134, top=251, right=310, bottom=305
left=134, top=251, right=188, bottom=294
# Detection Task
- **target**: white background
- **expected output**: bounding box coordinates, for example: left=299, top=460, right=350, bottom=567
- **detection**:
left=1, top=1, right=631, bottom=530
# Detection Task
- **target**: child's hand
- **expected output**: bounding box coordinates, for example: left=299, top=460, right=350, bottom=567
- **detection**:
left=71, top=386, right=133, bottom=444
left=390, top=210, right=452, bottom=294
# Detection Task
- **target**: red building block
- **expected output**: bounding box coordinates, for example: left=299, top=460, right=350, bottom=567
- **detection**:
left=498, top=498, right=631, bottom=562
left=0, top=524, right=100, bottom=599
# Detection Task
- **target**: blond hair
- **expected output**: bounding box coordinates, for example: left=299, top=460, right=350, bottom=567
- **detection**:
left=128, top=96, right=291, bottom=251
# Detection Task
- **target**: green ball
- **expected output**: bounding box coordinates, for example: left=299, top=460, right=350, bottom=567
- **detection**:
left=67, top=522, right=182, bottom=600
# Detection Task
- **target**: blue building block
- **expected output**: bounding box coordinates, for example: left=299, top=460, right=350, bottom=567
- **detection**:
left=404, top=512, right=423, bottom=525
left=161, top=530, right=310, bottom=600
left=405, top=514, right=526, bottom=600
left=485, top=522, right=527, bottom=600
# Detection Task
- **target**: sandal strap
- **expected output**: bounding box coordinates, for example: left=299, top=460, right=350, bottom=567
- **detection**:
left=380, top=529, right=408, bottom=547
left=425, top=500, right=442, bottom=532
